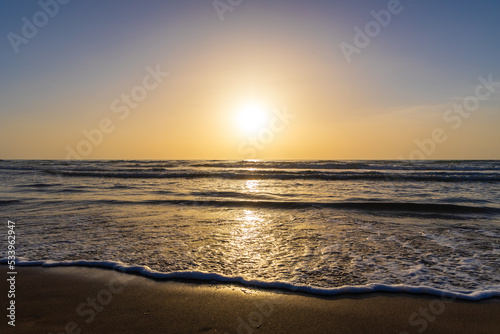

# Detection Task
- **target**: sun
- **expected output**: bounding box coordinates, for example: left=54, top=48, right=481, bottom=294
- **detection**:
left=235, top=100, right=270, bottom=134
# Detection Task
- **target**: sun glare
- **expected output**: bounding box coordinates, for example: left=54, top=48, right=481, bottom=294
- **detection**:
left=235, top=101, right=270, bottom=133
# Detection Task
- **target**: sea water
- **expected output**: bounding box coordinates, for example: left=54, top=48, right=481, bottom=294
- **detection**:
left=1, top=160, right=499, bottom=300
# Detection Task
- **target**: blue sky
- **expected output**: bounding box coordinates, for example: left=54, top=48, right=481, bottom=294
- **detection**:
left=1, top=0, right=499, bottom=159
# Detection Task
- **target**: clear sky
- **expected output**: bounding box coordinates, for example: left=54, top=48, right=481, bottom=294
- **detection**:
left=1, top=0, right=499, bottom=160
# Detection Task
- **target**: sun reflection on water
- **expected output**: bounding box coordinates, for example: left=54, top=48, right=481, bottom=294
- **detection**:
left=232, top=210, right=264, bottom=239
left=245, top=180, right=260, bottom=192
left=227, top=209, right=278, bottom=273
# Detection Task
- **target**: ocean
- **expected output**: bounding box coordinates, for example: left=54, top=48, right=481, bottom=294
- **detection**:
left=1, top=160, right=499, bottom=300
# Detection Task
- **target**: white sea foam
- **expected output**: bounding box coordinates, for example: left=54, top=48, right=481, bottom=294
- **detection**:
left=1, top=258, right=499, bottom=301
left=1, top=160, right=499, bottom=303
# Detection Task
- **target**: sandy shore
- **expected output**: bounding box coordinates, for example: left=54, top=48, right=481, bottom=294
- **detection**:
left=1, top=266, right=499, bottom=333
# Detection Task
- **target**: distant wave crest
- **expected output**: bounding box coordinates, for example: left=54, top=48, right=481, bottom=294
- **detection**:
left=43, top=169, right=500, bottom=183
left=82, top=198, right=500, bottom=216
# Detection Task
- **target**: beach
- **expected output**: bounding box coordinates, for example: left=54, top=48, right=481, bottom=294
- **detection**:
left=3, top=0, right=500, bottom=332
left=1, top=160, right=499, bottom=333
left=1, top=266, right=499, bottom=334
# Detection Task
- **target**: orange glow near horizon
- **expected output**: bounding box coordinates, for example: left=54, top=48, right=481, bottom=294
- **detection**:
left=1, top=2, right=499, bottom=160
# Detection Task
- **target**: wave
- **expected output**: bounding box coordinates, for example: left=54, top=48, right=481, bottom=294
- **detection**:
left=43, top=170, right=500, bottom=182
left=188, top=161, right=370, bottom=170
left=1, top=259, right=498, bottom=301
left=190, top=191, right=276, bottom=201
left=2, top=160, right=500, bottom=171
left=17, top=183, right=56, bottom=188
left=0, top=199, right=22, bottom=205
left=95, top=198, right=500, bottom=215
left=188, top=160, right=500, bottom=171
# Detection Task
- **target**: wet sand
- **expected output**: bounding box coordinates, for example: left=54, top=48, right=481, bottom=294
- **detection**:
left=1, top=266, right=499, bottom=333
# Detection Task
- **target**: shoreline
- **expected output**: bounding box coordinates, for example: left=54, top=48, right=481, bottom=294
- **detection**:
left=2, top=261, right=499, bottom=301
left=1, top=266, right=499, bottom=333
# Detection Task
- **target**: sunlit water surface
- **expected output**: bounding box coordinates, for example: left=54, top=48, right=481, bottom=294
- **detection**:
left=1, top=160, right=499, bottom=296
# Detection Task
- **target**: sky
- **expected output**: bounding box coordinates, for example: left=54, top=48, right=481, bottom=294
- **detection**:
left=1, top=0, right=499, bottom=160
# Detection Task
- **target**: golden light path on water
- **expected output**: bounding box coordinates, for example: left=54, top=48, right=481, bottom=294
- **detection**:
left=244, top=180, right=260, bottom=192
left=227, top=179, right=282, bottom=275
left=2, top=160, right=499, bottom=293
